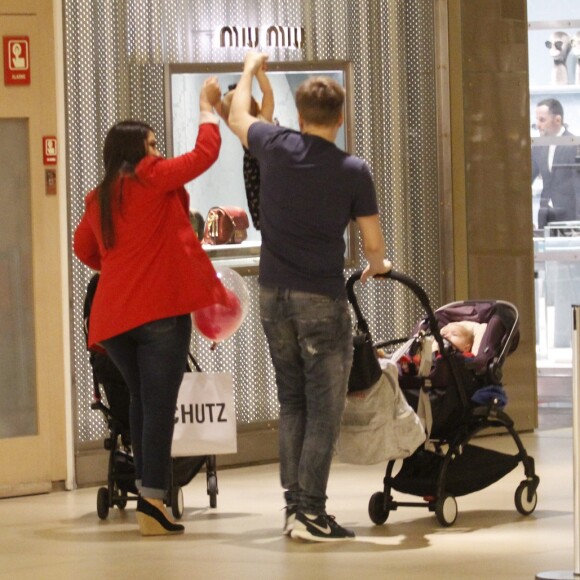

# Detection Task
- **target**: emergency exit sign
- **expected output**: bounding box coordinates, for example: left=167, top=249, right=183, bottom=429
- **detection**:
left=3, top=36, right=30, bottom=86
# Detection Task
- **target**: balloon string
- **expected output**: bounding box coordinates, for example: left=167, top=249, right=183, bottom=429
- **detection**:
left=210, top=341, right=217, bottom=351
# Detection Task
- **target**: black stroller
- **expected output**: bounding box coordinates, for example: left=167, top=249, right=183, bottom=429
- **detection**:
left=346, top=270, right=539, bottom=527
left=83, top=274, right=218, bottom=520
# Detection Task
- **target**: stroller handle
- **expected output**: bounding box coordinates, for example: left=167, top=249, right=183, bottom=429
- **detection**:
left=346, top=269, right=442, bottom=346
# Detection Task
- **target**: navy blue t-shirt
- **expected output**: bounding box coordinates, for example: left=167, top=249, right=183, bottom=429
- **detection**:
left=248, top=122, right=379, bottom=299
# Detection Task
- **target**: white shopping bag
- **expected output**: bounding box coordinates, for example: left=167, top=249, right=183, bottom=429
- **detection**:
left=172, top=372, right=237, bottom=456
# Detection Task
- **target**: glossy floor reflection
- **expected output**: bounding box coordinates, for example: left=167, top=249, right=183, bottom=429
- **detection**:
left=0, top=427, right=575, bottom=580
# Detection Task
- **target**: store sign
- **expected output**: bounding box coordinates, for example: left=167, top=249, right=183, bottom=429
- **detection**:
left=43, top=136, right=57, bottom=165
left=218, top=26, right=304, bottom=49
left=3, top=36, right=30, bottom=85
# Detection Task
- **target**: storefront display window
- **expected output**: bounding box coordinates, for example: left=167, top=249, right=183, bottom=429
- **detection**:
left=165, top=61, right=354, bottom=273
left=528, top=2, right=580, bottom=366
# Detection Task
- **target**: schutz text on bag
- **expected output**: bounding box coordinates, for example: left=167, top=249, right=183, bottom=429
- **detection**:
left=175, top=403, right=228, bottom=424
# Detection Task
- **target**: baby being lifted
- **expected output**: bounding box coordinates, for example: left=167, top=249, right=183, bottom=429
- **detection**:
left=215, top=68, right=274, bottom=231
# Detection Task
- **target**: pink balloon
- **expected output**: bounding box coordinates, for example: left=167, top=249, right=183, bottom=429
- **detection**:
left=194, top=289, right=243, bottom=343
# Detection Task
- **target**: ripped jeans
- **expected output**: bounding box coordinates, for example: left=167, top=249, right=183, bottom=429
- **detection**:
left=259, top=286, right=353, bottom=515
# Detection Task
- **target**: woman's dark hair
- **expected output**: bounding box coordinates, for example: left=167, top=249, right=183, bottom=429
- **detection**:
left=98, top=120, right=153, bottom=248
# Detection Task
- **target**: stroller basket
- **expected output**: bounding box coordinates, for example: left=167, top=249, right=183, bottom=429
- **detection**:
left=392, top=445, right=520, bottom=498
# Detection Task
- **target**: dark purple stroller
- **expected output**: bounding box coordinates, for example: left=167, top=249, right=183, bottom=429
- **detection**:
left=84, top=274, right=218, bottom=520
left=346, top=270, right=539, bottom=527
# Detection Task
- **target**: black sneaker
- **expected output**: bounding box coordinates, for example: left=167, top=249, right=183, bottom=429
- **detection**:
left=290, top=512, right=355, bottom=542
left=283, top=505, right=297, bottom=536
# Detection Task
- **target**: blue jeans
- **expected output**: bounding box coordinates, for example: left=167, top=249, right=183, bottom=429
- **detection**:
left=102, top=315, right=192, bottom=499
left=259, top=286, right=353, bottom=515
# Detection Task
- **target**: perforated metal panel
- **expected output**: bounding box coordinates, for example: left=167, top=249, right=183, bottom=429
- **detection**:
left=64, top=0, right=441, bottom=445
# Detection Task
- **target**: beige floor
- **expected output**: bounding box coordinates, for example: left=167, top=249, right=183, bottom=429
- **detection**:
left=0, top=427, right=575, bottom=580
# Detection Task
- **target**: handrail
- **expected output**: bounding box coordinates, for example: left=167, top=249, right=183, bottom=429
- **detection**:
left=346, top=269, right=444, bottom=351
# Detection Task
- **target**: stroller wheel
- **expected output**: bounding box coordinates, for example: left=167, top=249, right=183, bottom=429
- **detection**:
left=435, top=494, right=457, bottom=527
left=97, top=487, right=110, bottom=520
left=116, top=499, right=127, bottom=510
left=170, top=486, right=184, bottom=520
left=368, top=491, right=390, bottom=525
left=208, top=474, right=218, bottom=509
left=515, top=481, right=538, bottom=515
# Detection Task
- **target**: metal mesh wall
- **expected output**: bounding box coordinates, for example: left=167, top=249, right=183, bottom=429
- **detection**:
left=64, top=0, right=441, bottom=445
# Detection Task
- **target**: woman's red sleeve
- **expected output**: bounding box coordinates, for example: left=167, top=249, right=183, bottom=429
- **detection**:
left=74, top=212, right=101, bottom=271
left=144, top=123, right=221, bottom=191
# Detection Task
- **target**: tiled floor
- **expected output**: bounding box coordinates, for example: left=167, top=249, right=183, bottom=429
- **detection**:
left=0, top=425, right=575, bottom=580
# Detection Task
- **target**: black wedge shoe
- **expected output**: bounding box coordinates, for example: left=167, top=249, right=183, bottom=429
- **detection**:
left=136, top=497, right=185, bottom=536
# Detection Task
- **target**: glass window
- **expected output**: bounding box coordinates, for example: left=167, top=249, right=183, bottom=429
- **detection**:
left=165, top=62, right=355, bottom=273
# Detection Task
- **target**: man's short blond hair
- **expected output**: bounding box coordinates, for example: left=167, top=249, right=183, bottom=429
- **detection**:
left=295, top=76, right=344, bottom=126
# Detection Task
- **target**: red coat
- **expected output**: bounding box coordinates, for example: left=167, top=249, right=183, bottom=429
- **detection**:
left=74, top=122, right=227, bottom=348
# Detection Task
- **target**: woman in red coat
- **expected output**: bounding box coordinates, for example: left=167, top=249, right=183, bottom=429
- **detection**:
left=74, top=77, right=226, bottom=536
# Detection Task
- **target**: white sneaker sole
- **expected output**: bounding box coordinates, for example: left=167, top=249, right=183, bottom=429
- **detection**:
left=290, top=527, right=355, bottom=542
left=283, top=514, right=296, bottom=536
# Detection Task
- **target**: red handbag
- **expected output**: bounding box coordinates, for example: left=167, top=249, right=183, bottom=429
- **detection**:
left=203, top=206, right=249, bottom=245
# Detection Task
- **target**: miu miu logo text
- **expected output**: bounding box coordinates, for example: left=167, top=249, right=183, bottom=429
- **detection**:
left=219, top=26, right=305, bottom=49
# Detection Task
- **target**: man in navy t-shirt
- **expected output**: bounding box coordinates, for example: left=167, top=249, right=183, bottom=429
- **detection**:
left=229, top=52, right=392, bottom=542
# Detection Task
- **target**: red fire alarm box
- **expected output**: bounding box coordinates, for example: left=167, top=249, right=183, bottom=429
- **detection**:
left=3, top=36, right=30, bottom=86
left=43, top=136, right=57, bottom=165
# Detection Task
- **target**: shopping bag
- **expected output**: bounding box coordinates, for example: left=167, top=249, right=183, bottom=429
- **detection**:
left=337, top=360, right=426, bottom=465
left=172, top=372, right=237, bottom=456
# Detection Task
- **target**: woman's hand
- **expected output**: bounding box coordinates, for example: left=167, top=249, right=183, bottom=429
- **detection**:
left=200, top=76, right=222, bottom=112
left=243, top=52, right=268, bottom=75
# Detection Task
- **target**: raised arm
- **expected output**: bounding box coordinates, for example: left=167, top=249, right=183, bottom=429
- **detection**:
left=355, top=214, right=392, bottom=283
left=214, top=99, right=228, bottom=124
left=146, top=76, right=222, bottom=190
left=229, top=52, right=269, bottom=148
left=199, top=76, right=222, bottom=124
left=256, top=67, right=274, bottom=123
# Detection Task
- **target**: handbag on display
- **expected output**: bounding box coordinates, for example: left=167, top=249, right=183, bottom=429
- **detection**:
left=337, top=361, right=426, bottom=465
left=172, top=371, right=237, bottom=456
left=203, top=206, right=249, bottom=245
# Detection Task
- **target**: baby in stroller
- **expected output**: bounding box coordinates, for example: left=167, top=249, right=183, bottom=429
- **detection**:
left=394, top=321, right=476, bottom=376
left=440, top=322, right=474, bottom=354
